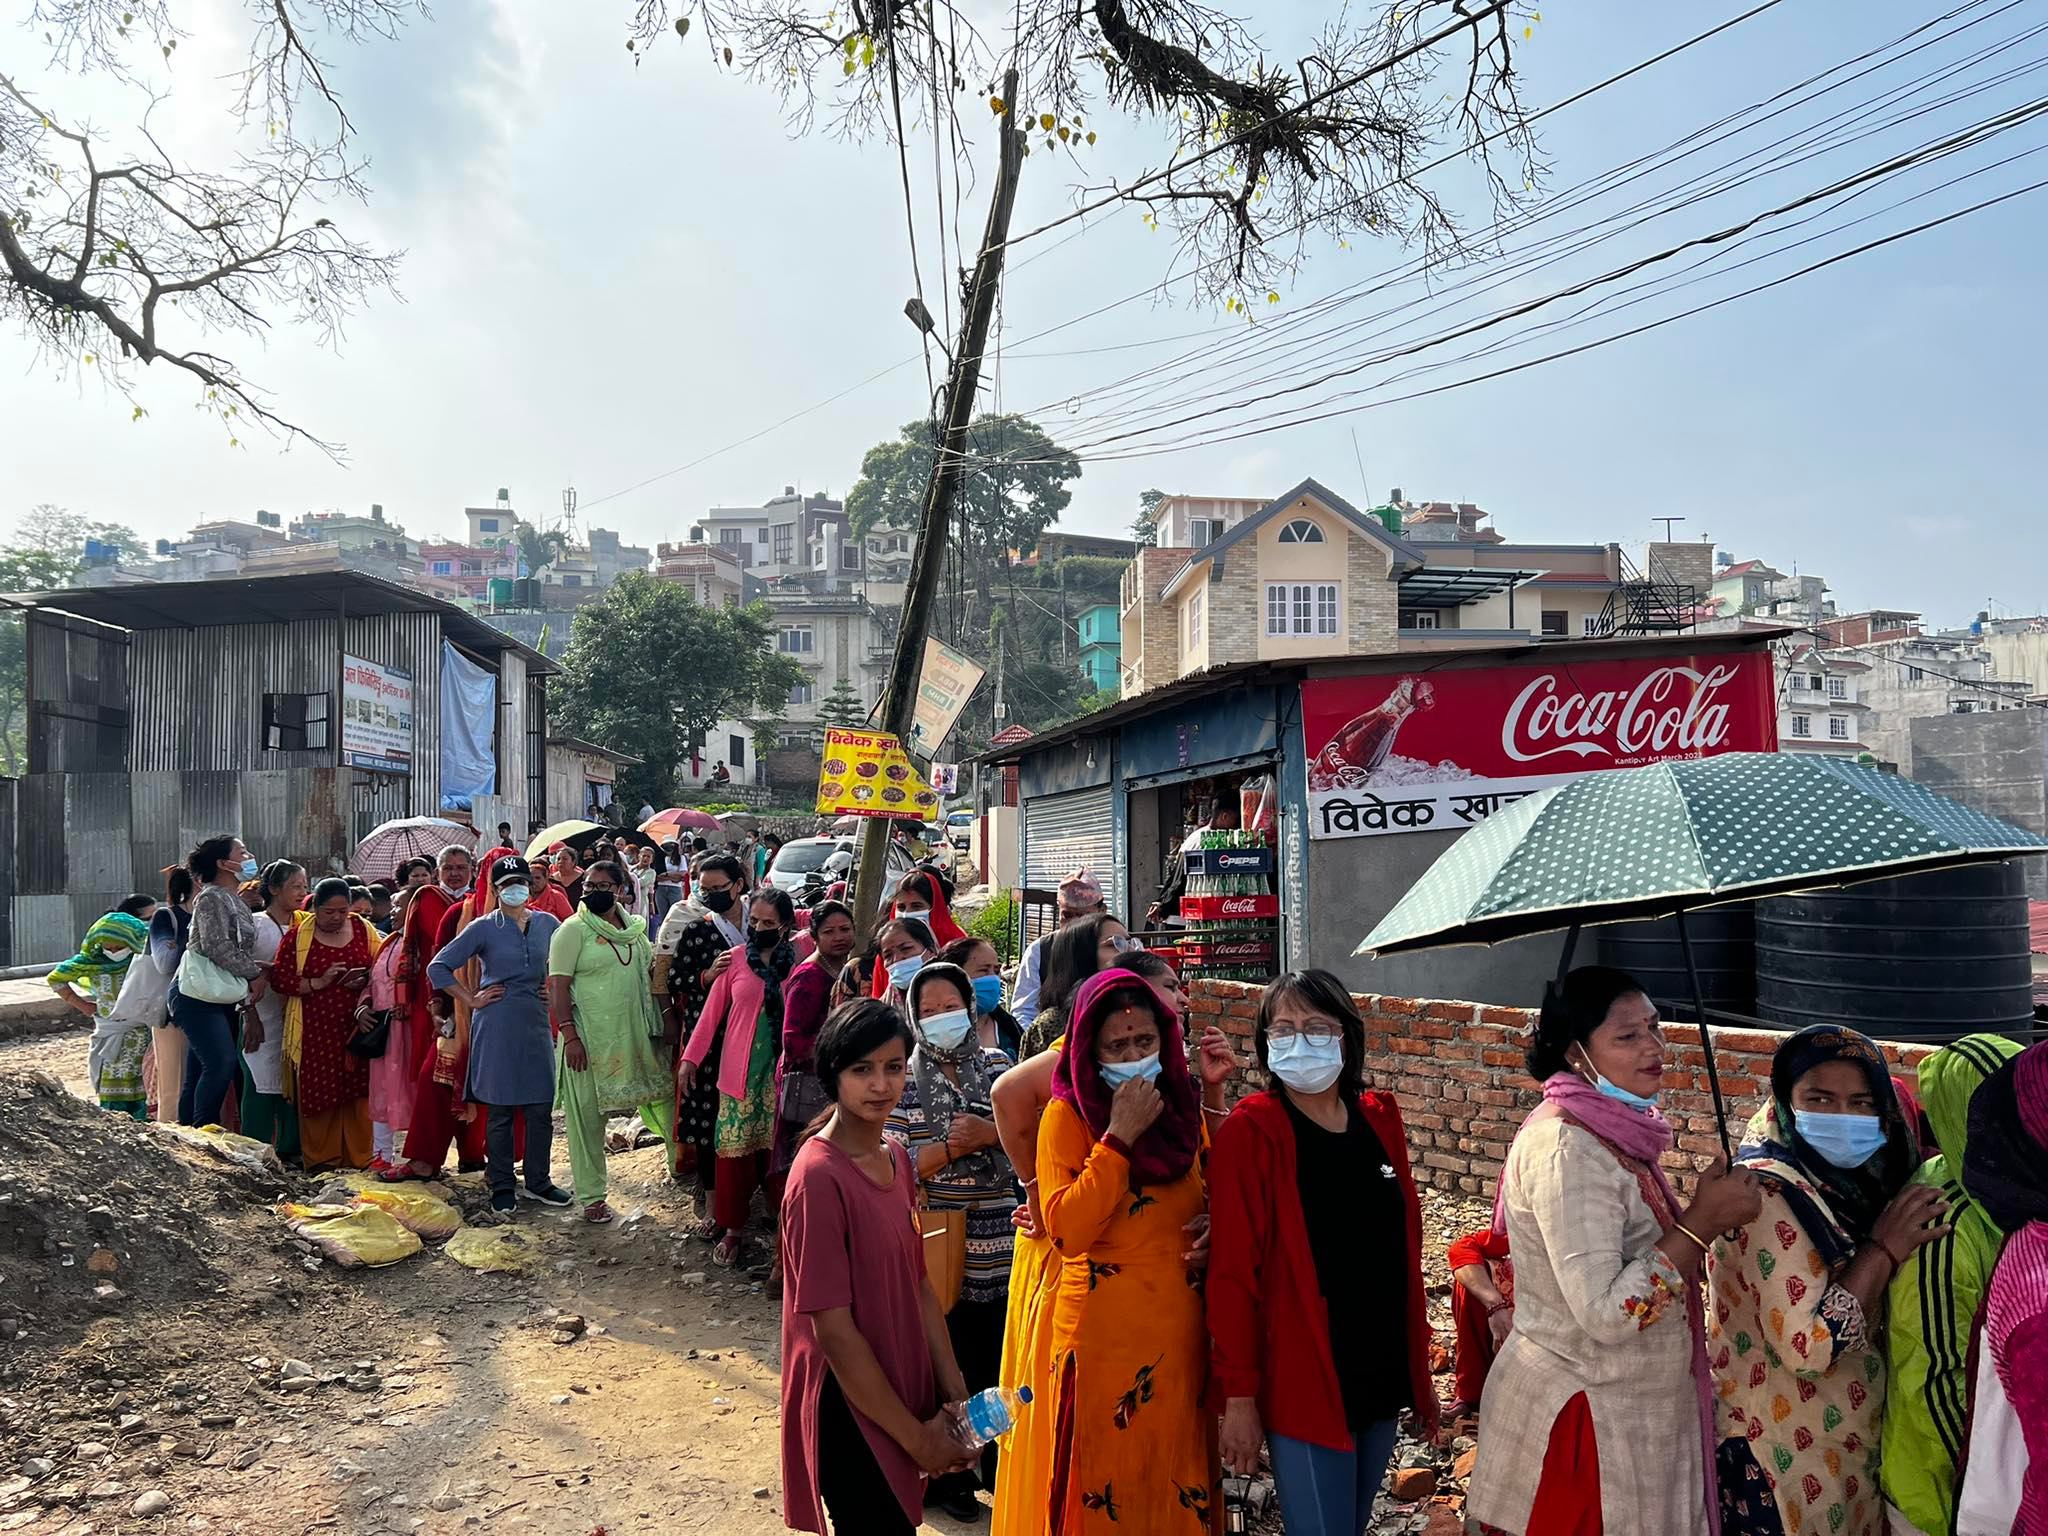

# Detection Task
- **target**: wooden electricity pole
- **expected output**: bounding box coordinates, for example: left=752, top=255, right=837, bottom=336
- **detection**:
left=851, top=77, right=1025, bottom=936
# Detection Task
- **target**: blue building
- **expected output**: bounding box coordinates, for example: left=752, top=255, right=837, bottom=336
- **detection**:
left=1077, top=603, right=1121, bottom=694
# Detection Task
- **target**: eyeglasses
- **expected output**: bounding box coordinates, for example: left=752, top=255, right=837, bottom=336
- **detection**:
left=1109, top=935, right=1145, bottom=954
left=1267, top=1022, right=1341, bottom=1044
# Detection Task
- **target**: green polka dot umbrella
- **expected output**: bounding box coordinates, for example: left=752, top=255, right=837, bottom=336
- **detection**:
left=1360, top=752, right=2048, bottom=958
left=1357, top=752, right=2048, bottom=1158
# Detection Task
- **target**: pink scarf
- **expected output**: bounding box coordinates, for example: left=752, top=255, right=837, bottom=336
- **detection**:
left=1493, top=1074, right=1720, bottom=1536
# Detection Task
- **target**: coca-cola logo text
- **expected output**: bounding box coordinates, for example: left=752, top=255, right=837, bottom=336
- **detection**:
left=1501, top=664, right=1739, bottom=764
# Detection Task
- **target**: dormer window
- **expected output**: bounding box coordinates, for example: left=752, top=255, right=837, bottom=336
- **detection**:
left=1278, top=518, right=1325, bottom=544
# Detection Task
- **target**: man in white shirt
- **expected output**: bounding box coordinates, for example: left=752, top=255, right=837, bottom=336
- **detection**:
left=1011, top=869, right=1107, bottom=1026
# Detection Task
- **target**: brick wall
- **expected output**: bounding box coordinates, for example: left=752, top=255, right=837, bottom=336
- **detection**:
left=1346, top=531, right=1398, bottom=654
left=1122, top=547, right=1192, bottom=697
left=1188, top=978, right=1937, bottom=1196
left=1206, top=568, right=1261, bottom=668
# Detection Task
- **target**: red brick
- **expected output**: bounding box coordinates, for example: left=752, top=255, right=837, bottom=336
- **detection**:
left=1375, top=996, right=1422, bottom=1016
left=1479, top=1005, right=1532, bottom=1027
left=1479, top=1048, right=1524, bottom=1068
left=1410, top=1019, right=1458, bottom=1041
left=1388, top=1037, right=1437, bottom=1057
left=1422, top=1151, right=1468, bottom=1173
left=1424, top=1001, right=1477, bottom=1023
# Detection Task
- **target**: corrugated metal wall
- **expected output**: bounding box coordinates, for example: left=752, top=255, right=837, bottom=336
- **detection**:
left=496, top=650, right=527, bottom=832
left=27, top=612, right=129, bottom=773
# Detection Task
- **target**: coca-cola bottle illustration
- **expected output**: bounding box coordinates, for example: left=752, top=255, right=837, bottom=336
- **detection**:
left=1310, top=678, right=1435, bottom=789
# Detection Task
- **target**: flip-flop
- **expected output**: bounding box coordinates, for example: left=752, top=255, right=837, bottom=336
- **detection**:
left=582, top=1201, right=614, bottom=1225
left=692, top=1217, right=722, bottom=1242
left=712, top=1234, right=742, bottom=1268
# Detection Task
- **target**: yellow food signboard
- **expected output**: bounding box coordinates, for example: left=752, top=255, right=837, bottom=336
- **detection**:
left=815, top=728, right=941, bottom=822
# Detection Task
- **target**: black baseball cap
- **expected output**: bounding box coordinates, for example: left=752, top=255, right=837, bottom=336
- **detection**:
left=490, top=855, right=532, bottom=887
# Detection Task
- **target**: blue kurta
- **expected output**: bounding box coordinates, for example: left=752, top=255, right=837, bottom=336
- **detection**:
left=428, top=910, right=560, bottom=1107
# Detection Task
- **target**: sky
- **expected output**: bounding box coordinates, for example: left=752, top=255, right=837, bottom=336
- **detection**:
left=5, top=0, right=2046, bottom=628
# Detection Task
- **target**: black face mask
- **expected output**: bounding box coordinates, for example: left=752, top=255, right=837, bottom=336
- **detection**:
left=583, top=889, right=616, bottom=915
left=702, top=889, right=735, bottom=914
left=750, top=926, right=785, bottom=948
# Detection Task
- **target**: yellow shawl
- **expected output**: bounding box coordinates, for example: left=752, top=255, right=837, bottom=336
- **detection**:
left=282, top=912, right=384, bottom=1102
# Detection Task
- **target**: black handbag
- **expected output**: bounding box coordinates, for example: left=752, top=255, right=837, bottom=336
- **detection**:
left=347, top=1010, right=393, bottom=1059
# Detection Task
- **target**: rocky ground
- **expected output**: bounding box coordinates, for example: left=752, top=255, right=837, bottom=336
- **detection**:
left=0, top=1026, right=1493, bottom=1536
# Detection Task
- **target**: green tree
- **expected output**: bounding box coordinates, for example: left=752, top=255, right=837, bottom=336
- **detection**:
left=846, top=413, right=1081, bottom=602
left=553, top=572, right=806, bottom=808
left=16, top=503, right=139, bottom=562
left=1132, top=489, right=1166, bottom=546
left=515, top=524, right=569, bottom=580
left=818, top=675, right=867, bottom=730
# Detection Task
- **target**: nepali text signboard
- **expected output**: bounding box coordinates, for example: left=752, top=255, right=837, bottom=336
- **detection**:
left=1302, top=651, right=1777, bottom=839
left=816, top=728, right=943, bottom=822
left=908, top=637, right=986, bottom=759
left=341, top=655, right=414, bottom=774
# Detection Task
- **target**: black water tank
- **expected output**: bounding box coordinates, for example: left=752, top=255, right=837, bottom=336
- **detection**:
left=1755, top=862, right=2034, bottom=1042
left=1599, top=904, right=1756, bottom=1021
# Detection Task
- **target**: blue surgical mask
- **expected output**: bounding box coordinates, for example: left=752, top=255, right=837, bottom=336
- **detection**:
left=239, top=858, right=260, bottom=880
left=1099, top=1053, right=1161, bottom=1088
left=498, top=884, right=530, bottom=909
left=920, top=1008, right=973, bottom=1052
left=1794, top=1109, right=1888, bottom=1169
left=1267, top=1034, right=1345, bottom=1094
left=971, top=974, right=1005, bottom=1015
left=887, top=956, right=924, bottom=991
left=1578, top=1051, right=1660, bottom=1111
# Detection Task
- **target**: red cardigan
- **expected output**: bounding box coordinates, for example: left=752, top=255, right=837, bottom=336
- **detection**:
left=1206, top=1088, right=1437, bottom=1450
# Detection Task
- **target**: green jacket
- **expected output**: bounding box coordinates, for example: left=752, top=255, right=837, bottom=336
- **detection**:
left=1880, top=1033, right=2023, bottom=1535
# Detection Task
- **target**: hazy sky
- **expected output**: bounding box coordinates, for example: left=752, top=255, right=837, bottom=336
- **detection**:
left=6, top=0, right=2045, bottom=627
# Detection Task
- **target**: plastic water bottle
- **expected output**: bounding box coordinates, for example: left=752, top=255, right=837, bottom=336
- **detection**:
left=959, top=1385, right=1033, bottom=1447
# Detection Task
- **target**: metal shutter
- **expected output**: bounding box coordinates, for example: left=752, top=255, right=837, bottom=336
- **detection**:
left=1023, top=786, right=1115, bottom=892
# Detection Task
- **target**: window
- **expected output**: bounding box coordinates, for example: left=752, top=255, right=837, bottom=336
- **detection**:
left=774, top=527, right=794, bottom=564
left=432, top=560, right=452, bottom=575
left=1807, top=673, right=1824, bottom=692
left=1789, top=673, right=1808, bottom=691
left=840, top=543, right=861, bottom=571
left=719, top=528, right=744, bottom=546
left=560, top=573, right=581, bottom=587
left=789, top=681, right=815, bottom=706
left=1277, top=518, right=1325, bottom=544
left=1907, top=665, right=1925, bottom=682
left=1267, top=583, right=1340, bottom=636
left=1189, top=517, right=1215, bottom=548
left=263, top=692, right=330, bottom=752
left=1583, top=615, right=1603, bottom=636
left=756, top=528, right=769, bottom=544
left=1404, top=609, right=1440, bottom=630
left=778, top=626, right=815, bottom=654
left=1826, top=677, right=1846, bottom=700
left=1185, top=588, right=1204, bottom=651
left=478, top=517, right=498, bottom=533
left=1790, top=713, right=1812, bottom=738
left=1828, top=717, right=1849, bottom=739
left=1954, top=700, right=1979, bottom=714
left=729, top=734, right=746, bottom=767
left=1541, top=610, right=1568, bottom=637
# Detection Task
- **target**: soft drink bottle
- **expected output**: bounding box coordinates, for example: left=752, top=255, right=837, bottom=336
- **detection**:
left=958, top=1384, right=1033, bottom=1447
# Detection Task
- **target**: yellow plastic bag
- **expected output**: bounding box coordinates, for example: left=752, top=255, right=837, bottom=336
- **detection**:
left=353, top=1186, right=464, bottom=1241
left=444, top=1225, right=545, bottom=1274
left=279, top=1202, right=423, bottom=1268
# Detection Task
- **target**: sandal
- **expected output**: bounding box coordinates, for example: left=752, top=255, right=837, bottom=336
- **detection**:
left=692, top=1216, right=722, bottom=1242
left=712, top=1232, right=743, bottom=1268
left=582, top=1200, right=614, bottom=1225
left=377, top=1160, right=434, bottom=1182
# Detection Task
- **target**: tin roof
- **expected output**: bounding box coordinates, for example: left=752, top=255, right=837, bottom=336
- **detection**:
left=3, top=569, right=558, bottom=674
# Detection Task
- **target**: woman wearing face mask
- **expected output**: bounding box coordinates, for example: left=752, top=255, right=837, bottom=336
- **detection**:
left=890, top=871, right=964, bottom=946
left=1039, top=968, right=1221, bottom=1533
left=171, top=834, right=270, bottom=1128
left=681, top=887, right=806, bottom=1267
left=874, top=916, right=939, bottom=1011
left=242, top=860, right=308, bottom=1161
left=777, top=902, right=860, bottom=1201
left=887, top=962, right=1016, bottom=1521
left=269, top=877, right=383, bottom=1170
left=1207, top=970, right=1436, bottom=1534
left=1468, top=966, right=1762, bottom=1536
left=429, top=855, right=570, bottom=1215
left=937, top=936, right=1021, bottom=1061
left=548, top=859, right=675, bottom=1225
left=656, top=853, right=750, bottom=1202
left=1708, top=1026, right=1945, bottom=1536
left=1019, top=911, right=1134, bottom=1058
left=49, top=911, right=153, bottom=1119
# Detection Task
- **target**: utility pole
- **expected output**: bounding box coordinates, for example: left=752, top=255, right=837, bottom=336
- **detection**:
left=851, top=75, right=1025, bottom=935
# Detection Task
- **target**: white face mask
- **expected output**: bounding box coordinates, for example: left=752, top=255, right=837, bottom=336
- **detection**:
left=1267, top=1033, right=1344, bottom=1094
left=920, top=1008, right=973, bottom=1052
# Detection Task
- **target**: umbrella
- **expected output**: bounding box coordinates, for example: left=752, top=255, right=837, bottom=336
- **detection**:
left=352, top=817, right=476, bottom=882
left=640, top=807, right=723, bottom=840
left=527, top=820, right=660, bottom=861
left=1359, top=752, right=2048, bottom=1157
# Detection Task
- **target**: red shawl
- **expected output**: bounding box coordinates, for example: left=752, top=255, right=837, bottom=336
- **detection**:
left=1049, top=967, right=1201, bottom=1188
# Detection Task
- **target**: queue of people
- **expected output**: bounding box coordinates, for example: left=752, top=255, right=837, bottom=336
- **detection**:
left=44, top=839, right=2048, bottom=1536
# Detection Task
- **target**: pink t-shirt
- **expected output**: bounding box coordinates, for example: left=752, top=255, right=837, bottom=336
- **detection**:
left=779, top=1134, right=933, bottom=1533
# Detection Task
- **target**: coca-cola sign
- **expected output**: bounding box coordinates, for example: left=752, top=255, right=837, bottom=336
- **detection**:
left=1302, top=651, right=1776, bottom=840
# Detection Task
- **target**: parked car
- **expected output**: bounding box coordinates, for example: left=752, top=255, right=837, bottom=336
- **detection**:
left=765, top=834, right=911, bottom=897
left=946, top=810, right=975, bottom=849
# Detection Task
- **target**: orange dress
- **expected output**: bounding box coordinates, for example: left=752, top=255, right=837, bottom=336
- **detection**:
left=1038, top=1097, right=1221, bottom=1535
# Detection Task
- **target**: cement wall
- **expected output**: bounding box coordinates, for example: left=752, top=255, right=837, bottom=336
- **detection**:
left=1302, top=829, right=1569, bottom=1006
left=1909, top=709, right=2048, bottom=898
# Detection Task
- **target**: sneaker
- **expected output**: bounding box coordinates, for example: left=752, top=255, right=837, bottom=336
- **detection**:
left=490, top=1192, right=517, bottom=1215
left=520, top=1182, right=573, bottom=1207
